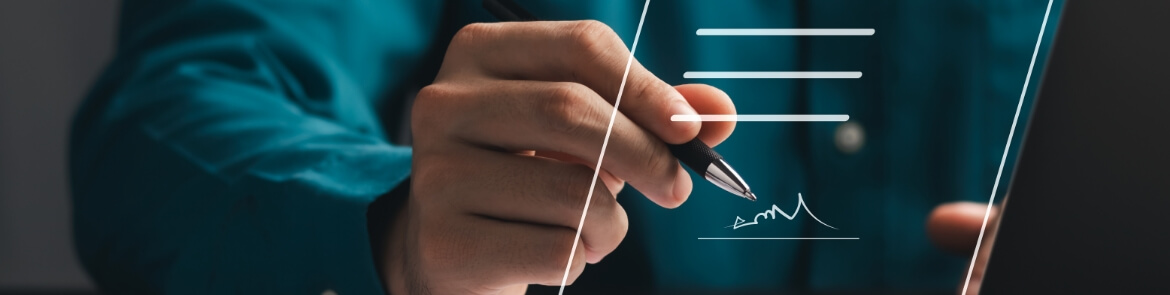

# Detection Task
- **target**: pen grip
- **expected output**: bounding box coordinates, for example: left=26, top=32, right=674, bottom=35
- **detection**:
left=667, top=138, right=723, bottom=174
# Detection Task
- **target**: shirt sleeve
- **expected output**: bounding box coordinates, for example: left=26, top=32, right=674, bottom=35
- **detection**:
left=68, top=0, right=441, bottom=293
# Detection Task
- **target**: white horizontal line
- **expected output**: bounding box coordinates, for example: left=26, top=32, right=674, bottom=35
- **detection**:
left=683, top=71, right=862, bottom=79
left=697, top=28, right=875, bottom=36
left=671, top=114, right=850, bottom=122
left=697, top=237, right=860, bottom=240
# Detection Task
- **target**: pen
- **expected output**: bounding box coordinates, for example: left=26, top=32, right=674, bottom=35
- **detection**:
left=482, top=0, right=757, bottom=202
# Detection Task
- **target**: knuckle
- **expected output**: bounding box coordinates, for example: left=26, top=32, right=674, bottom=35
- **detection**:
left=566, top=20, right=619, bottom=58
left=414, top=84, right=455, bottom=107
left=539, top=83, right=594, bottom=136
left=451, top=22, right=498, bottom=48
left=411, top=84, right=458, bottom=136
left=414, top=84, right=457, bottom=111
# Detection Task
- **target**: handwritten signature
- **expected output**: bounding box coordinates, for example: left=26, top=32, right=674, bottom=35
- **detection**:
left=728, top=193, right=837, bottom=230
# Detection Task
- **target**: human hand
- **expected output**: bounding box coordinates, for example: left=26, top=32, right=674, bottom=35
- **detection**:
left=927, top=201, right=1001, bottom=295
left=383, top=20, right=736, bottom=294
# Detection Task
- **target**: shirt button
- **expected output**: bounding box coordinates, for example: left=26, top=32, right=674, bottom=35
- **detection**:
left=834, top=121, right=866, bottom=155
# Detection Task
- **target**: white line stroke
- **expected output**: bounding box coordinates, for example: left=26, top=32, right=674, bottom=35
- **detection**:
left=698, top=237, right=860, bottom=240
left=671, top=114, right=850, bottom=122
left=962, top=1, right=1053, bottom=294
left=697, top=28, right=875, bottom=36
left=726, top=193, right=837, bottom=230
left=684, top=71, right=862, bottom=79
left=559, top=0, right=651, bottom=293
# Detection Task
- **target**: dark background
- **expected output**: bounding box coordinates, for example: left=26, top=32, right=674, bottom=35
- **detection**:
left=981, top=0, right=1170, bottom=293
left=0, top=0, right=119, bottom=292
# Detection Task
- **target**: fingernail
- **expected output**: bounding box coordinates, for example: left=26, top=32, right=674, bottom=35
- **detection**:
left=670, top=97, right=697, bottom=120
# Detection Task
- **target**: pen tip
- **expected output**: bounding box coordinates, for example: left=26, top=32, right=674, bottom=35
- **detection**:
left=745, top=191, right=757, bottom=201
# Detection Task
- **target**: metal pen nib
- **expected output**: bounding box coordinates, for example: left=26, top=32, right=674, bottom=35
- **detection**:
left=702, top=159, right=757, bottom=201
left=668, top=138, right=756, bottom=202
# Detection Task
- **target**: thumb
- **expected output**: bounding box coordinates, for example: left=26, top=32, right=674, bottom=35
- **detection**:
left=673, top=84, right=736, bottom=147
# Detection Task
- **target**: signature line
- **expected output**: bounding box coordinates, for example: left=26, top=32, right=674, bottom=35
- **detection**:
left=728, top=193, right=836, bottom=230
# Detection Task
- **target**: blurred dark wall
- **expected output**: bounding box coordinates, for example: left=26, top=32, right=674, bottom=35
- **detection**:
left=0, top=0, right=119, bottom=290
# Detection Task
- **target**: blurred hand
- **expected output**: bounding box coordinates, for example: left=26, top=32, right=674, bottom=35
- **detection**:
left=927, top=201, right=1001, bottom=295
left=383, top=20, right=736, bottom=294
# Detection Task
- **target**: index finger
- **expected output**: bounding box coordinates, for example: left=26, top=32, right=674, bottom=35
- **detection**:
left=441, top=20, right=701, bottom=144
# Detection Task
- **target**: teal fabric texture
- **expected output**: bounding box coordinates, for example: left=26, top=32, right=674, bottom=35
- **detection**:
left=70, top=0, right=1061, bottom=293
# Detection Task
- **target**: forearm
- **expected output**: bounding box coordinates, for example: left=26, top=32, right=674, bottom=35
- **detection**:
left=70, top=0, right=439, bottom=293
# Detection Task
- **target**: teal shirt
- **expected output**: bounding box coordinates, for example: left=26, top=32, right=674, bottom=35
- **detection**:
left=70, top=0, right=1060, bottom=293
